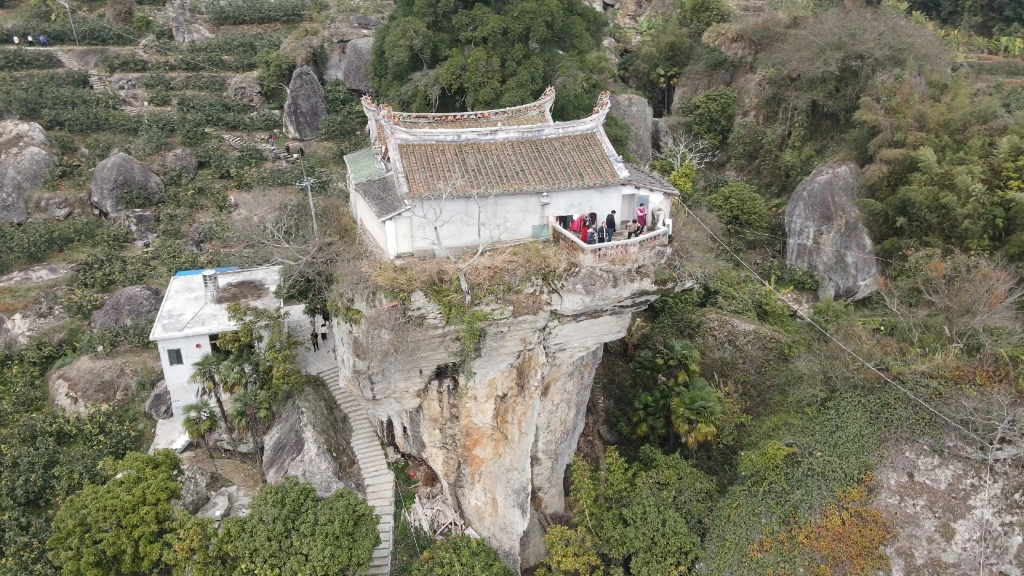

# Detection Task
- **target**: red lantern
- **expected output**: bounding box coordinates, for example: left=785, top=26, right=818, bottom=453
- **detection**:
left=196, top=343, right=202, bottom=349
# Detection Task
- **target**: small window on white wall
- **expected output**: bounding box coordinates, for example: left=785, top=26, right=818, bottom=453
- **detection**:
left=167, top=348, right=183, bottom=366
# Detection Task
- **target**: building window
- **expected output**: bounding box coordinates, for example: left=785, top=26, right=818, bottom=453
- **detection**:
left=167, top=348, right=183, bottom=366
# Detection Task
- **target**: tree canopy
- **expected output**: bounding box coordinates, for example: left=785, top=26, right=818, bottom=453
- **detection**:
left=46, top=451, right=183, bottom=576
left=218, top=477, right=380, bottom=576
left=540, top=447, right=716, bottom=576
left=370, top=0, right=608, bottom=119
left=413, top=535, right=514, bottom=576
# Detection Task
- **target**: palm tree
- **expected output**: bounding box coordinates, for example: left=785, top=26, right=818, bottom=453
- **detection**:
left=189, top=353, right=238, bottom=453
left=229, top=389, right=269, bottom=484
left=630, top=349, right=662, bottom=387
left=669, top=378, right=723, bottom=449
left=660, top=340, right=700, bottom=381
left=183, top=400, right=220, bottom=474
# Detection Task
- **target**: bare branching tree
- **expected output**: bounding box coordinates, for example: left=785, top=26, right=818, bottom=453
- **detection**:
left=654, top=132, right=719, bottom=171
left=411, top=179, right=516, bottom=303
left=238, top=195, right=365, bottom=313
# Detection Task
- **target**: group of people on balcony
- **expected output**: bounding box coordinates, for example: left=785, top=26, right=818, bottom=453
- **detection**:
left=565, top=204, right=648, bottom=245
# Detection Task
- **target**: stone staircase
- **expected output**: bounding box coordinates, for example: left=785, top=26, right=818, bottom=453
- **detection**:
left=319, top=367, right=394, bottom=575
left=43, top=47, right=111, bottom=92
left=135, top=34, right=156, bottom=59
left=219, top=132, right=299, bottom=162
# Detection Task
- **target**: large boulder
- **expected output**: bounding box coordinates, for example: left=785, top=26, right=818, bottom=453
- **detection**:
left=90, top=152, right=164, bottom=215
left=337, top=37, right=374, bottom=93
left=198, top=486, right=238, bottom=520
left=0, top=146, right=57, bottom=223
left=785, top=161, right=878, bottom=301
left=262, top=382, right=364, bottom=497
left=152, top=148, right=198, bottom=181
left=167, top=0, right=212, bottom=44
left=38, top=195, right=74, bottom=220
left=175, top=463, right=215, bottom=514
left=0, top=119, right=49, bottom=149
left=282, top=66, right=328, bottom=141
left=226, top=74, right=264, bottom=108
left=609, top=93, right=653, bottom=165
left=144, top=380, right=173, bottom=419
left=90, top=285, right=162, bottom=330
left=48, top=353, right=157, bottom=414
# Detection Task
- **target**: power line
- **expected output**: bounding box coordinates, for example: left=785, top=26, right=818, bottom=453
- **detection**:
left=679, top=203, right=988, bottom=445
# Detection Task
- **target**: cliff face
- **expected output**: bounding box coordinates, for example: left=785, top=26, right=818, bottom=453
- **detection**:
left=333, top=265, right=667, bottom=569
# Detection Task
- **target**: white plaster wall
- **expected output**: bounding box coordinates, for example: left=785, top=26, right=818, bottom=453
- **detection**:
left=156, top=335, right=211, bottom=416
left=408, top=185, right=666, bottom=253
left=351, top=190, right=389, bottom=255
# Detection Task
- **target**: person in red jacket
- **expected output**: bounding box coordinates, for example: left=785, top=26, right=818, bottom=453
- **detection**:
left=636, top=203, right=648, bottom=234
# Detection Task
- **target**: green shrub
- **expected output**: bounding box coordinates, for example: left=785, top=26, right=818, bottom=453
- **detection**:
left=0, top=218, right=113, bottom=274
left=679, top=0, right=731, bottom=35
left=176, top=33, right=282, bottom=72
left=101, top=53, right=149, bottom=73
left=413, top=536, right=513, bottom=576
left=705, top=181, right=770, bottom=234
left=75, top=250, right=154, bottom=290
left=0, top=48, right=60, bottom=70
left=60, top=288, right=106, bottom=319
left=688, top=88, right=737, bottom=148
left=171, top=73, right=226, bottom=92
left=605, top=114, right=633, bottom=161
left=0, top=71, right=131, bottom=133
left=204, top=0, right=308, bottom=25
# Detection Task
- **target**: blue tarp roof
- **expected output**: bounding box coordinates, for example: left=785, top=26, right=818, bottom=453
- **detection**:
left=173, top=266, right=238, bottom=277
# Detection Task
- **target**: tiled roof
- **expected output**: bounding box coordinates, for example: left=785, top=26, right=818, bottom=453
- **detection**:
left=355, top=174, right=406, bottom=219
left=344, top=147, right=386, bottom=185
left=385, top=111, right=548, bottom=130
left=397, top=132, right=621, bottom=197
left=622, top=163, right=678, bottom=194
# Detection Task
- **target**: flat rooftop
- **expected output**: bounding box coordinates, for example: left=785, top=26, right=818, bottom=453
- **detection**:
left=149, top=266, right=283, bottom=341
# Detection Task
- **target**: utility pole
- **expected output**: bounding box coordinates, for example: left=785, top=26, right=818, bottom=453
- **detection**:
left=57, top=0, right=80, bottom=47
left=296, top=176, right=319, bottom=239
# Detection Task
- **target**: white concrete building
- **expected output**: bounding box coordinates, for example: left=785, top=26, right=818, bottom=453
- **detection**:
left=148, top=266, right=283, bottom=449
left=344, top=89, right=677, bottom=260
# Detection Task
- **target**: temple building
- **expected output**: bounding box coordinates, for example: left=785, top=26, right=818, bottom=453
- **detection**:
left=344, top=89, right=677, bottom=260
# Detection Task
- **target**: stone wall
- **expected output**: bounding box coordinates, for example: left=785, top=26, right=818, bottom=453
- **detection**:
left=332, top=266, right=666, bottom=570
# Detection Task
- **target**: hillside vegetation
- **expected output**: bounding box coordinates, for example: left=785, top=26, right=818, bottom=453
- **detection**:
left=0, top=0, right=1022, bottom=574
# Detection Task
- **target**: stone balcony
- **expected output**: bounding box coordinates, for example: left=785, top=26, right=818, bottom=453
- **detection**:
left=549, top=218, right=671, bottom=266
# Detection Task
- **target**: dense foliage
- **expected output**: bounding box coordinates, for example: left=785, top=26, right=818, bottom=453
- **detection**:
left=0, top=339, right=142, bottom=575
left=539, top=447, right=716, bottom=576
left=371, top=0, right=608, bottom=119
left=204, top=0, right=309, bottom=26
left=412, top=536, right=513, bottom=576
left=47, top=452, right=183, bottom=576
left=217, top=477, right=379, bottom=575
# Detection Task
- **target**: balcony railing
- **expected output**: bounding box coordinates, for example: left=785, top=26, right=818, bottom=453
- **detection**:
left=549, top=218, right=670, bottom=266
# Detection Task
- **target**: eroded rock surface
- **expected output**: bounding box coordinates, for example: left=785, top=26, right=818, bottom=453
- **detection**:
left=167, top=0, right=212, bottom=44
left=91, top=152, right=165, bottom=216
left=175, top=462, right=216, bottom=514
left=48, top=353, right=157, bottom=414
left=785, top=161, right=878, bottom=301
left=1, top=145, right=57, bottom=223
left=0, top=263, right=70, bottom=287
left=609, top=93, right=653, bottom=164
left=334, top=264, right=667, bottom=570
left=333, top=37, right=374, bottom=91
left=226, top=74, right=264, bottom=108
left=153, top=148, right=198, bottom=181
left=262, top=381, right=364, bottom=497
left=145, top=380, right=173, bottom=419
left=90, top=285, right=161, bottom=330
left=282, top=66, right=328, bottom=140
left=876, top=441, right=1024, bottom=575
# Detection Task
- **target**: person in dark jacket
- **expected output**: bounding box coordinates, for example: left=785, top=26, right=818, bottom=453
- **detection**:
left=597, top=223, right=607, bottom=243
left=605, top=210, right=617, bottom=241
left=586, top=229, right=597, bottom=244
